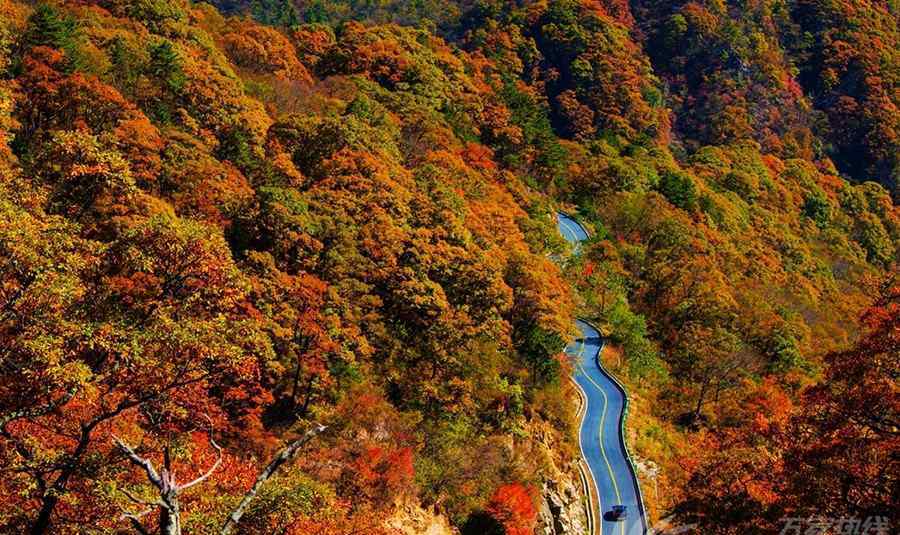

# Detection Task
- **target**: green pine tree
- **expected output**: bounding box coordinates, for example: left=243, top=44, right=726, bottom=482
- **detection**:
left=23, top=2, right=84, bottom=72
left=250, top=0, right=300, bottom=27
left=148, top=39, right=186, bottom=92
left=107, top=37, right=141, bottom=97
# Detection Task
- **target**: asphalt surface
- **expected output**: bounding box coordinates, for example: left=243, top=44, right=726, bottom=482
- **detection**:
left=557, top=212, right=589, bottom=251
left=557, top=213, right=647, bottom=535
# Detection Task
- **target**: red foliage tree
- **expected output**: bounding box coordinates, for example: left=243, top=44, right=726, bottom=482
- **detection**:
left=779, top=277, right=900, bottom=518
left=487, top=483, right=537, bottom=535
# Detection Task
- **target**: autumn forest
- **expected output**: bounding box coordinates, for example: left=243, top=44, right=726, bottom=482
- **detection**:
left=0, top=0, right=897, bottom=534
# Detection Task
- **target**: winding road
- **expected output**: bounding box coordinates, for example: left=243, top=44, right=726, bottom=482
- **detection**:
left=557, top=212, right=648, bottom=535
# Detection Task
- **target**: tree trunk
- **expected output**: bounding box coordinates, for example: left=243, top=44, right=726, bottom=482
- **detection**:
left=693, top=379, right=710, bottom=422
left=160, top=495, right=181, bottom=535
left=31, top=424, right=95, bottom=535
left=160, top=447, right=182, bottom=535
left=299, top=375, right=315, bottom=416
left=289, top=360, right=303, bottom=408
left=30, top=495, right=57, bottom=535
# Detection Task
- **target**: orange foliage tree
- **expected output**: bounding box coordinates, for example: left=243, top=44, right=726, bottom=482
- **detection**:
left=487, top=483, right=537, bottom=535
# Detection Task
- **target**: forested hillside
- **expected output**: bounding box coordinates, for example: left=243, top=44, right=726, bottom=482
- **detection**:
left=0, top=0, right=897, bottom=534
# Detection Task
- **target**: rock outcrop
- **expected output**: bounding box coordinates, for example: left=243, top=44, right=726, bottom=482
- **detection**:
left=385, top=498, right=455, bottom=535
left=537, top=475, right=588, bottom=535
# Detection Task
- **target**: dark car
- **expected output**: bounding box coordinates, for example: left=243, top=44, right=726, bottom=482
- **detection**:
left=609, top=505, right=628, bottom=521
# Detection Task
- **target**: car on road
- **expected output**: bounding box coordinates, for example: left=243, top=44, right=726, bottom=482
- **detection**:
left=609, top=505, right=628, bottom=521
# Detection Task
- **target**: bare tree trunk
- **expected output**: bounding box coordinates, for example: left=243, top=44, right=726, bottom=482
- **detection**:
left=113, top=423, right=324, bottom=535
left=289, top=359, right=303, bottom=408
left=299, top=375, right=315, bottom=416
left=159, top=498, right=180, bottom=535
left=159, top=448, right=181, bottom=535
left=114, top=428, right=221, bottom=535
left=29, top=374, right=210, bottom=534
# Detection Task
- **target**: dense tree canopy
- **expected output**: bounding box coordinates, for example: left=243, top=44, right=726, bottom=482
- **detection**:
left=1, top=0, right=898, bottom=533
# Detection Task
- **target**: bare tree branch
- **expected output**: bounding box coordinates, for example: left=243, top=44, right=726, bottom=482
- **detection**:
left=0, top=386, right=78, bottom=432
left=120, top=487, right=164, bottom=508
left=220, top=424, right=326, bottom=535
left=120, top=508, right=152, bottom=535
left=178, top=422, right=223, bottom=491
left=111, top=416, right=224, bottom=535
left=110, top=420, right=324, bottom=535
left=113, top=436, right=164, bottom=490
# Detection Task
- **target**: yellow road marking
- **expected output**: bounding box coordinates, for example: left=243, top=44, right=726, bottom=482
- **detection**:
left=572, top=337, right=603, bottom=534
left=559, top=218, right=582, bottom=248
left=575, top=334, right=625, bottom=535
left=561, top=221, right=578, bottom=242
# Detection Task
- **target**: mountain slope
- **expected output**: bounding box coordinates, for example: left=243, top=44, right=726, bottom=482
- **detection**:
left=0, top=2, right=580, bottom=533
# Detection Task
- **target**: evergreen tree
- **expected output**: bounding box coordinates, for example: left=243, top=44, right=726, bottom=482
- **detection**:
left=250, top=0, right=300, bottom=27
left=23, top=3, right=83, bottom=71
left=658, top=170, right=698, bottom=212
left=106, top=37, right=141, bottom=97
left=148, top=39, right=185, bottom=92
left=517, top=324, right=564, bottom=387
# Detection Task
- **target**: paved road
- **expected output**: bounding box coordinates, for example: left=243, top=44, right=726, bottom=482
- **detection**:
left=557, top=213, right=647, bottom=535
left=557, top=212, right=589, bottom=251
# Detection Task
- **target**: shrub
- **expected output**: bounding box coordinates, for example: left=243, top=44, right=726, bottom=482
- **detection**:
left=658, top=170, right=698, bottom=212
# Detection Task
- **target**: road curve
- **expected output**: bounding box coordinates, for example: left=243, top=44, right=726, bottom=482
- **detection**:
left=557, top=213, right=648, bottom=535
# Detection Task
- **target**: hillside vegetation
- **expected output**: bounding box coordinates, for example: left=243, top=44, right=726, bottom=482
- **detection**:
left=0, top=0, right=897, bottom=533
